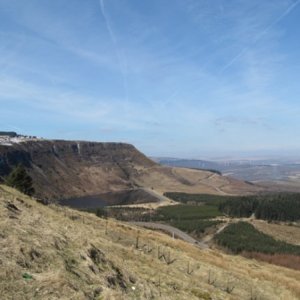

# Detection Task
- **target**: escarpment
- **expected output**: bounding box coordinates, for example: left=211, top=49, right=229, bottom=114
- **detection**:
left=0, top=139, right=263, bottom=201
left=0, top=140, right=155, bottom=200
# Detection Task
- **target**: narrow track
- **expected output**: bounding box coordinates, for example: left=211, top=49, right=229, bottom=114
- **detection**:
left=130, top=221, right=209, bottom=249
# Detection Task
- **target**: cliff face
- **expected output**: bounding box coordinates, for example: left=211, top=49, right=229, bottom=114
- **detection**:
left=0, top=139, right=263, bottom=201
left=0, top=140, right=155, bottom=200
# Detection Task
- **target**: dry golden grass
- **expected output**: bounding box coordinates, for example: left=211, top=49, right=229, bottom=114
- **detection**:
left=134, top=166, right=262, bottom=195
left=110, top=200, right=177, bottom=210
left=251, top=219, right=300, bottom=246
left=243, top=252, right=300, bottom=270
left=0, top=185, right=299, bottom=300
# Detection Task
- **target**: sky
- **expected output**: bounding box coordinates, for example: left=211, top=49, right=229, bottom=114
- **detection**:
left=1, top=0, right=300, bottom=158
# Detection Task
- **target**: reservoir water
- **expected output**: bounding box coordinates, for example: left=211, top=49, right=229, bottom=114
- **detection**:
left=59, top=195, right=108, bottom=209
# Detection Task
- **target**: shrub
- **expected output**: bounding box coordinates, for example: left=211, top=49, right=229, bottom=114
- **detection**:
left=5, top=164, right=35, bottom=196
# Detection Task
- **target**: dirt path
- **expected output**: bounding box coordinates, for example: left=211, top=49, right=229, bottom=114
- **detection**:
left=195, top=173, right=229, bottom=195
left=130, top=221, right=209, bottom=249
left=130, top=216, right=238, bottom=250
left=201, top=222, right=231, bottom=244
left=140, top=188, right=172, bottom=203
left=111, top=188, right=177, bottom=209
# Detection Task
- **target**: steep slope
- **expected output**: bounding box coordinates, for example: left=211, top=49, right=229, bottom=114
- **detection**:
left=0, top=140, right=262, bottom=201
left=0, top=140, right=155, bottom=200
left=1, top=185, right=300, bottom=300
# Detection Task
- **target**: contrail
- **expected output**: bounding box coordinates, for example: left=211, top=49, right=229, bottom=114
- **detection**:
left=254, top=0, right=300, bottom=42
left=220, top=47, right=247, bottom=73
left=99, top=0, right=117, bottom=45
left=99, top=0, right=128, bottom=100
left=221, top=0, right=300, bottom=73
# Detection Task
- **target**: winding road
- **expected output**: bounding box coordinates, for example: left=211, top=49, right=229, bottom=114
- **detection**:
left=129, top=188, right=231, bottom=249
left=130, top=221, right=209, bottom=249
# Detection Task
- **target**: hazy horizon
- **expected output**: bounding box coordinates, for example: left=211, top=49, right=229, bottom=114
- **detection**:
left=4, top=129, right=300, bottom=160
left=1, top=0, right=300, bottom=158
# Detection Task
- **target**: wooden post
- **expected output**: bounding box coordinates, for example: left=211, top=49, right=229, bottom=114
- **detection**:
left=135, top=235, right=139, bottom=249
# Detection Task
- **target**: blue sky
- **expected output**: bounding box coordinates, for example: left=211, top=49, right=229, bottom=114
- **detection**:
left=1, top=0, right=300, bottom=158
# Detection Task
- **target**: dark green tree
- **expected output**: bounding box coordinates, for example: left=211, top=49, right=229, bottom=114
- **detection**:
left=96, top=207, right=107, bottom=218
left=5, top=165, right=35, bottom=196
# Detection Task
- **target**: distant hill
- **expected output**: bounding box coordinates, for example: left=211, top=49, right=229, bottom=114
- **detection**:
left=154, top=157, right=223, bottom=174
left=0, top=139, right=262, bottom=201
left=155, top=157, right=300, bottom=191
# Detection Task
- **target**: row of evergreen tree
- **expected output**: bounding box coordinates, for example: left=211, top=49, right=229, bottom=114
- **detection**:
left=219, top=194, right=300, bottom=221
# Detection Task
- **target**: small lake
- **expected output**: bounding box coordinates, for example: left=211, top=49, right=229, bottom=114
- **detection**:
left=59, top=188, right=158, bottom=209
left=59, top=195, right=108, bottom=209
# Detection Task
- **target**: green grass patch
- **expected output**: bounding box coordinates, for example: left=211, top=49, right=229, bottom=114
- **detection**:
left=156, top=204, right=222, bottom=221
left=164, top=192, right=233, bottom=206
left=154, top=205, right=223, bottom=236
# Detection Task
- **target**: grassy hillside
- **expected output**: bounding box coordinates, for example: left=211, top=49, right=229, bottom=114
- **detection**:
left=252, top=219, right=300, bottom=246
left=1, top=185, right=300, bottom=299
